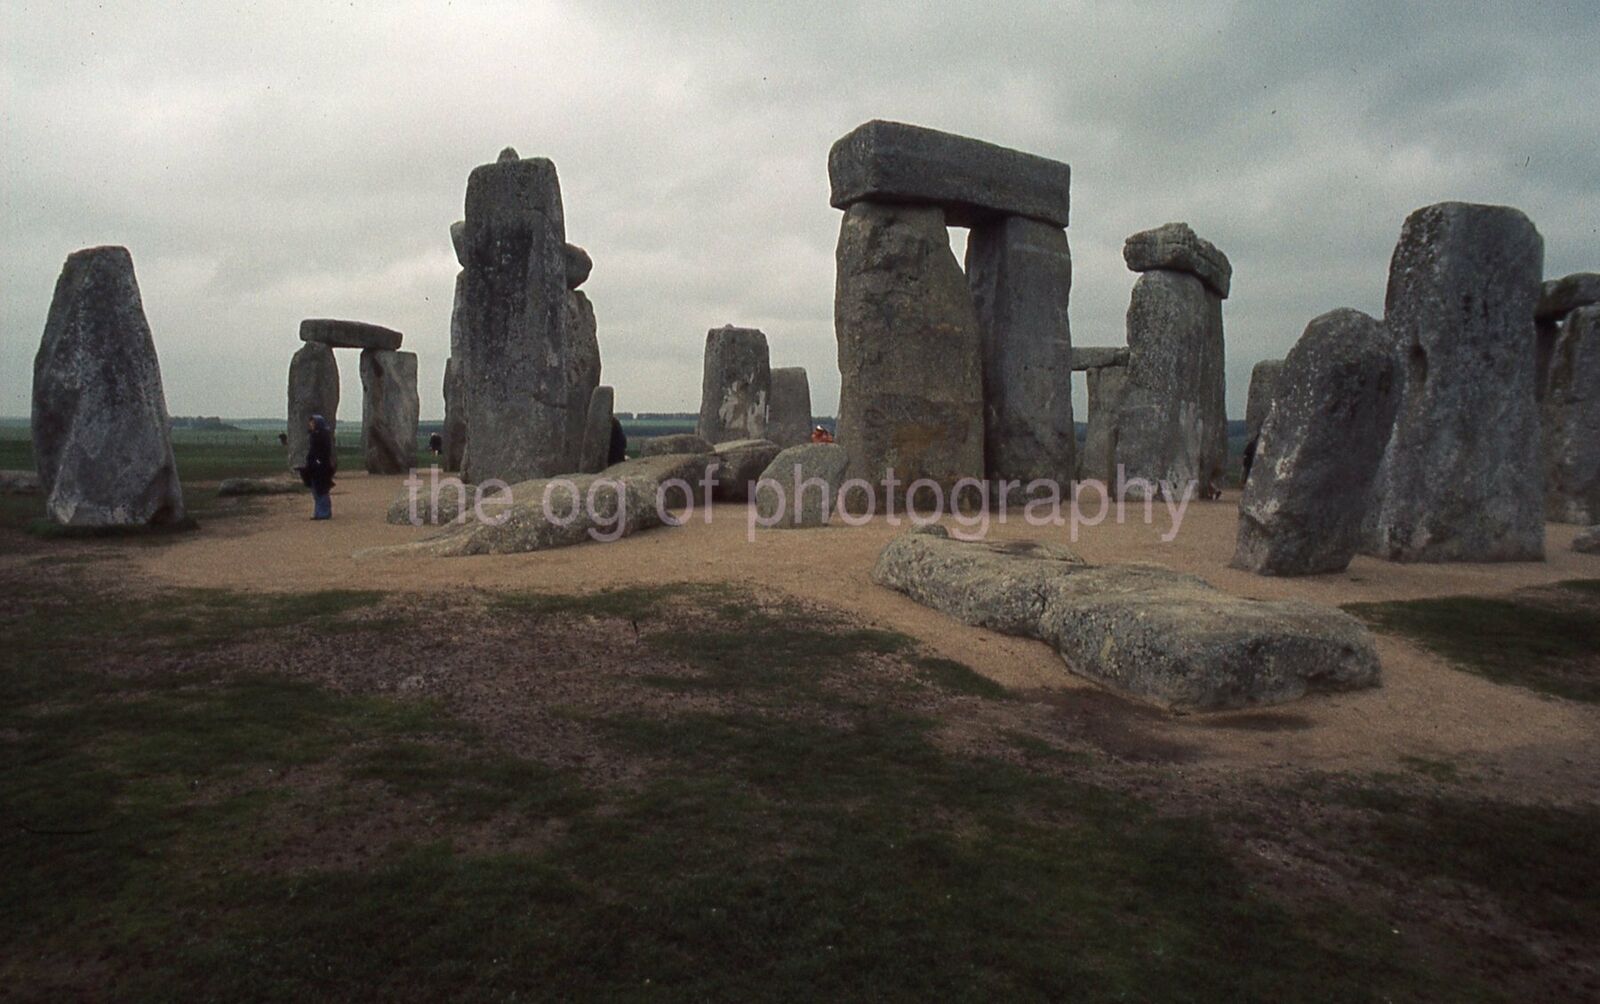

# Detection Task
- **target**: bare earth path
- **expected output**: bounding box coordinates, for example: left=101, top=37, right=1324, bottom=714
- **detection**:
left=34, top=471, right=1600, bottom=797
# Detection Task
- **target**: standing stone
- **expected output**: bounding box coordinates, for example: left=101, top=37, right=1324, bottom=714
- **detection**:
left=1244, top=358, right=1285, bottom=443
left=458, top=150, right=573, bottom=485
left=288, top=341, right=340, bottom=471
left=579, top=385, right=615, bottom=474
left=768, top=366, right=814, bottom=447
left=442, top=267, right=468, bottom=472
left=755, top=443, right=851, bottom=528
left=1536, top=272, right=1600, bottom=323
left=835, top=201, right=985, bottom=496
left=1366, top=202, right=1544, bottom=562
left=966, top=215, right=1074, bottom=484
left=1544, top=305, right=1600, bottom=523
left=360, top=349, right=419, bottom=475
left=1233, top=310, right=1399, bottom=575
left=1078, top=364, right=1127, bottom=486
left=696, top=325, right=771, bottom=443
left=563, top=290, right=602, bottom=469
left=31, top=246, right=184, bottom=526
left=1112, top=269, right=1227, bottom=498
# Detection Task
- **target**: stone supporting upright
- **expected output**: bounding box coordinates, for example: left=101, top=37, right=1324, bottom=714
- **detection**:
left=966, top=215, right=1075, bottom=484
left=767, top=366, right=814, bottom=447
left=1365, top=202, right=1544, bottom=562
left=360, top=348, right=419, bottom=475
left=1543, top=305, right=1600, bottom=524
left=579, top=385, right=615, bottom=474
left=1077, top=359, right=1128, bottom=486
left=697, top=325, right=771, bottom=443
left=1244, top=358, right=1284, bottom=444
left=288, top=341, right=340, bottom=470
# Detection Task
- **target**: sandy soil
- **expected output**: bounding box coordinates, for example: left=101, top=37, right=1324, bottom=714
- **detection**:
left=38, top=471, right=1600, bottom=792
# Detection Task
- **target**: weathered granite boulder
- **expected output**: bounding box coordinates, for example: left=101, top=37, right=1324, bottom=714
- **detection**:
left=828, top=120, right=1071, bottom=228
left=564, top=243, right=592, bottom=290
left=360, top=349, right=419, bottom=475
left=32, top=246, right=184, bottom=526
left=1573, top=525, right=1600, bottom=554
left=1070, top=346, right=1128, bottom=370
left=370, top=474, right=663, bottom=557
left=604, top=452, right=716, bottom=486
left=696, top=325, right=770, bottom=443
left=457, top=150, right=576, bottom=485
left=0, top=470, right=41, bottom=495
left=218, top=477, right=303, bottom=497
left=767, top=366, right=814, bottom=447
left=1366, top=202, right=1544, bottom=562
left=874, top=526, right=1381, bottom=711
left=1233, top=310, right=1399, bottom=575
left=1244, top=358, right=1285, bottom=444
left=835, top=201, right=985, bottom=497
left=1123, top=222, right=1232, bottom=299
left=562, top=290, right=602, bottom=468
left=1077, top=365, right=1128, bottom=486
left=1543, top=305, right=1600, bottom=523
left=579, top=385, right=615, bottom=474
left=1112, top=269, right=1228, bottom=498
left=966, top=215, right=1075, bottom=483
left=640, top=433, right=712, bottom=457
left=755, top=443, right=850, bottom=529
left=711, top=438, right=781, bottom=502
left=1536, top=272, right=1600, bottom=322
left=287, top=341, right=340, bottom=471
left=299, top=318, right=403, bottom=351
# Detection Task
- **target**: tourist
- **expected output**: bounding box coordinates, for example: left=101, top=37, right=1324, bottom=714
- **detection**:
left=428, top=432, right=443, bottom=456
left=299, top=414, right=336, bottom=520
left=811, top=425, right=834, bottom=444
left=607, top=417, right=627, bottom=465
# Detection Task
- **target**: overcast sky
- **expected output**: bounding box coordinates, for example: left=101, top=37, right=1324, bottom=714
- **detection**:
left=4, top=1, right=1597, bottom=422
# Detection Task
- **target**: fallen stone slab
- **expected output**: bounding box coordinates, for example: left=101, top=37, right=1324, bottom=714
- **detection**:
left=299, top=318, right=403, bottom=351
left=0, top=470, right=41, bottom=495
left=828, top=119, right=1071, bottom=228
left=711, top=438, right=781, bottom=502
left=217, top=477, right=303, bottom=497
left=640, top=433, right=712, bottom=457
left=1573, top=526, right=1600, bottom=554
left=874, top=526, right=1381, bottom=711
left=367, top=473, right=664, bottom=557
left=1536, top=272, right=1600, bottom=322
left=1123, top=222, right=1232, bottom=299
left=755, top=443, right=850, bottom=529
left=1070, top=346, right=1129, bottom=370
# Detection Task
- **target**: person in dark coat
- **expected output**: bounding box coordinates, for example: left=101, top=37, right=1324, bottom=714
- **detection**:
left=300, top=414, right=336, bottom=520
left=428, top=431, right=443, bottom=456
left=607, top=417, right=627, bottom=466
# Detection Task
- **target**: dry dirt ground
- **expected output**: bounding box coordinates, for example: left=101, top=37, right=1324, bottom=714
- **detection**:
left=30, top=470, right=1597, bottom=801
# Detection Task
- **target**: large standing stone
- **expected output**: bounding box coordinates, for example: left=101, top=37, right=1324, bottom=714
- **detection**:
left=1366, top=202, right=1544, bottom=562
left=1544, top=306, right=1600, bottom=524
left=697, top=325, right=771, bottom=443
left=1536, top=272, right=1600, bottom=322
left=767, top=366, right=814, bottom=447
left=1123, top=222, right=1232, bottom=299
left=360, top=349, right=419, bottom=475
left=966, top=215, right=1074, bottom=484
left=442, top=270, right=468, bottom=471
left=754, top=443, right=851, bottom=528
left=287, top=341, right=340, bottom=471
left=1233, top=310, right=1399, bottom=575
left=1244, top=358, right=1285, bottom=443
left=1112, top=269, right=1227, bottom=498
left=32, top=246, right=184, bottom=526
left=299, top=318, right=403, bottom=351
left=874, top=526, right=1380, bottom=711
left=835, top=201, right=985, bottom=496
left=828, top=120, right=1071, bottom=228
left=458, top=151, right=575, bottom=485
left=563, top=290, right=602, bottom=468
left=579, top=385, right=615, bottom=474
left=1077, top=365, right=1128, bottom=486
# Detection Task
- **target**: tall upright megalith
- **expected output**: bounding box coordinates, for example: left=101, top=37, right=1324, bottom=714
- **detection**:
left=768, top=366, right=814, bottom=447
left=32, top=246, right=184, bottom=526
left=287, top=341, right=340, bottom=470
left=1244, top=358, right=1284, bottom=444
left=457, top=146, right=576, bottom=484
left=966, top=216, right=1074, bottom=483
left=361, top=349, right=419, bottom=475
left=579, top=385, right=615, bottom=474
left=564, top=289, right=602, bottom=466
left=1112, top=223, right=1230, bottom=499
left=834, top=201, right=985, bottom=494
left=1366, top=202, right=1544, bottom=562
left=697, top=325, right=770, bottom=443
left=1543, top=305, right=1600, bottom=524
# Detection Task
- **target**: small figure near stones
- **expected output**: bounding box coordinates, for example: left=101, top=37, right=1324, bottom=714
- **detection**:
left=278, top=432, right=289, bottom=447
left=608, top=417, right=628, bottom=466
left=428, top=432, right=443, bottom=457
left=298, top=414, right=336, bottom=520
left=811, top=425, right=835, bottom=444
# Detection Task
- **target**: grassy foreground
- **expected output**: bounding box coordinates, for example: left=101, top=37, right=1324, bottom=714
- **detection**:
left=5, top=562, right=1598, bottom=1001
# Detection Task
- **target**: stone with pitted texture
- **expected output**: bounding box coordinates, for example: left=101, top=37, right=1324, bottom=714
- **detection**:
left=640, top=433, right=712, bottom=457
left=1122, top=222, right=1232, bottom=299
left=360, top=349, right=419, bottom=475
left=1536, top=272, right=1600, bottom=323
left=1543, top=305, right=1600, bottom=524
left=287, top=341, right=340, bottom=471
left=697, top=325, right=770, bottom=443
left=711, top=438, right=781, bottom=502
left=579, top=385, right=615, bottom=475
left=767, top=367, right=814, bottom=447
left=755, top=443, right=850, bottom=529
left=1244, top=358, right=1284, bottom=444
left=299, top=318, right=403, bottom=352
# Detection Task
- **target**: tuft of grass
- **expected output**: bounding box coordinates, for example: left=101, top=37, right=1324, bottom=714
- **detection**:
left=1398, top=755, right=1465, bottom=784
left=1345, top=592, right=1600, bottom=702
left=913, top=655, right=1010, bottom=699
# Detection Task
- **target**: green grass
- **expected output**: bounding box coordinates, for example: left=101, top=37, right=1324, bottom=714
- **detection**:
left=912, top=655, right=1012, bottom=699
left=1346, top=586, right=1600, bottom=702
